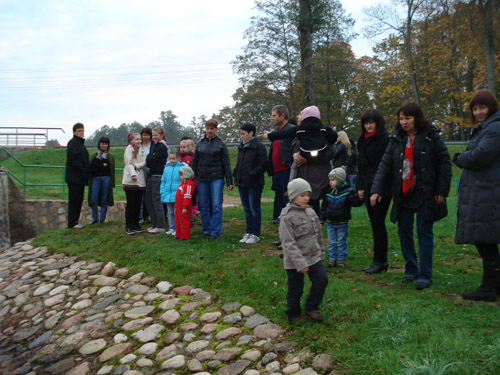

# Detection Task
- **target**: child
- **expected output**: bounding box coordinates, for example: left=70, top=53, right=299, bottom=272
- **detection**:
left=179, top=139, right=194, bottom=167
left=279, top=178, right=328, bottom=323
left=320, top=167, right=362, bottom=268
left=175, top=166, right=196, bottom=241
left=160, top=151, right=185, bottom=235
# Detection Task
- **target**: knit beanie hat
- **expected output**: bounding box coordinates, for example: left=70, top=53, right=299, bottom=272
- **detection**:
left=300, top=105, right=321, bottom=121
left=328, top=167, right=346, bottom=185
left=287, top=178, right=312, bottom=202
left=180, top=165, right=194, bottom=179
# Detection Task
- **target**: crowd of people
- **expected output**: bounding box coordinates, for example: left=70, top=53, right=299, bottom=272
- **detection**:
left=65, top=89, right=500, bottom=323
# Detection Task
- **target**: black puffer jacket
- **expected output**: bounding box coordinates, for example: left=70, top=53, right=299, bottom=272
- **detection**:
left=320, top=182, right=363, bottom=224
left=233, top=137, right=268, bottom=188
left=454, top=110, right=500, bottom=244
left=356, top=130, right=391, bottom=204
left=146, top=140, right=168, bottom=176
left=192, top=135, right=233, bottom=185
left=65, top=136, right=89, bottom=185
left=371, top=122, right=451, bottom=223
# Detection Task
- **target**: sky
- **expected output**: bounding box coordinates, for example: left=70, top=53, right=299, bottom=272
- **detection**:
left=0, top=0, right=383, bottom=145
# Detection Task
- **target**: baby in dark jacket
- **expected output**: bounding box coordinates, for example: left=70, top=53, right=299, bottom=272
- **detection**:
left=320, top=167, right=362, bottom=268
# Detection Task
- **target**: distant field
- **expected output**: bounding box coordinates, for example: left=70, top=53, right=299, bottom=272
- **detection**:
left=0, top=145, right=465, bottom=200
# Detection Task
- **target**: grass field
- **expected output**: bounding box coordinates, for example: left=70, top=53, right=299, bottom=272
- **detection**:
left=4, top=145, right=500, bottom=374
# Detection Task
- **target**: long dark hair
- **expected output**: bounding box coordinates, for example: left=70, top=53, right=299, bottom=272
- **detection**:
left=396, top=102, right=427, bottom=133
left=469, top=89, right=499, bottom=125
left=360, top=109, right=386, bottom=134
left=97, top=136, right=110, bottom=150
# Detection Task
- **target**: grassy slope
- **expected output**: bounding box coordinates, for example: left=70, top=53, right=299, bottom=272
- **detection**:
left=4, top=146, right=500, bottom=374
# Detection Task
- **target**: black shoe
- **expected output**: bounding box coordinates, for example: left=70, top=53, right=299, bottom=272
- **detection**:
left=415, top=281, right=432, bottom=290
left=288, top=316, right=303, bottom=324
left=462, top=287, right=497, bottom=302
left=126, top=227, right=135, bottom=235
left=89, top=220, right=98, bottom=225
left=272, top=240, right=281, bottom=246
left=363, top=262, right=388, bottom=274
left=273, top=218, right=280, bottom=224
left=276, top=245, right=283, bottom=250
left=208, top=235, right=217, bottom=240
left=402, top=275, right=417, bottom=283
left=327, top=260, right=336, bottom=268
left=305, top=310, right=323, bottom=322
left=133, top=226, right=144, bottom=233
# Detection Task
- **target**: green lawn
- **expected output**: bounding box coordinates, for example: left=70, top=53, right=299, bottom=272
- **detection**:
left=5, top=145, right=500, bottom=374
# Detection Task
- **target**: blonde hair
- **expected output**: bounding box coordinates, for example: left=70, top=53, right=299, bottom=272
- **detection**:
left=153, top=127, right=166, bottom=141
left=337, top=131, right=352, bottom=156
left=128, top=132, right=140, bottom=159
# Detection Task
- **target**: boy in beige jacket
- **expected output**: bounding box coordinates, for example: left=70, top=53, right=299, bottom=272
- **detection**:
left=279, top=178, right=328, bottom=323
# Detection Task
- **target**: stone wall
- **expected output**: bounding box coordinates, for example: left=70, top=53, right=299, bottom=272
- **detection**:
left=3, top=169, right=125, bottom=244
left=0, top=169, right=10, bottom=249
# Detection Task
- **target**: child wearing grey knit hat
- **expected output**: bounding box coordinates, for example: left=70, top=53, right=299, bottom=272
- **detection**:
left=320, top=167, right=362, bottom=268
left=279, top=178, right=328, bottom=323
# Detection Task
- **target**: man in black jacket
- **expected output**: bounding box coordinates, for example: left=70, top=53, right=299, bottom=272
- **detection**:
left=65, top=123, right=90, bottom=229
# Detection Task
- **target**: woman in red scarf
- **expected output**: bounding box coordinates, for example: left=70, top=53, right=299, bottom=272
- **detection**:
left=370, top=103, right=451, bottom=290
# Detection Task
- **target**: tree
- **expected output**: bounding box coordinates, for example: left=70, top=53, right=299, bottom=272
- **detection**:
left=364, top=0, right=432, bottom=105
left=45, top=139, right=60, bottom=146
left=477, top=0, right=498, bottom=95
left=298, top=0, right=315, bottom=105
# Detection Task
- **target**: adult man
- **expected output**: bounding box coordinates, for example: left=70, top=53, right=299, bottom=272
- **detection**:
left=265, top=105, right=296, bottom=222
left=65, top=122, right=90, bottom=229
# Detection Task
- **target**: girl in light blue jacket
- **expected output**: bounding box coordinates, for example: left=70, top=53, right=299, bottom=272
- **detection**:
left=160, top=151, right=185, bottom=235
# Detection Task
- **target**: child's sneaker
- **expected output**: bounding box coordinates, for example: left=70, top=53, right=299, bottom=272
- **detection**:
left=165, top=229, right=174, bottom=235
left=245, top=235, right=260, bottom=244
left=239, top=233, right=250, bottom=243
left=327, top=260, right=336, bottom=268
left=337, top=260, right=346, bottom=268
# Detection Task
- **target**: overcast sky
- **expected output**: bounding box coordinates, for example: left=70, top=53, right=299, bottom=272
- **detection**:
left=0, top=0, right=383, bottom=145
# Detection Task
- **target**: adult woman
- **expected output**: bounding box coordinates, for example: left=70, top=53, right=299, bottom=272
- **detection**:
left=454, top=89, right=500, bottom=301
left=333, top=131, right=351, bottom=170
left=139, top=127, right=152, bottom=223
left=65, top=122, right=89, bottom=229
left=122, top=133, right=146, bottom=235
left=88, top=136, right=115, bottom=224
left=356, top=109, right=391, bottom=274
left=233, top=123, right=268, bottom=244
left=370, top=102, right=451, bottom=290
left=192, top=119, right=233, bottom=239
left=145, top=127, right=169, bottom=233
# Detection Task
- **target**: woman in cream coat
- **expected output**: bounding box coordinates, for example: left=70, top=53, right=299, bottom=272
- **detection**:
left=123, top=133, right=146, bottom=235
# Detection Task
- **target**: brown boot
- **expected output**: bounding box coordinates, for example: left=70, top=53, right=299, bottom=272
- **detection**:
left=305, top=310, right=323, bottom=322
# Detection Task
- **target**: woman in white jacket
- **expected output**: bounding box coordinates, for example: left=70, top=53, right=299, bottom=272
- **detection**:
left=122, top=133, right=146, bottom=235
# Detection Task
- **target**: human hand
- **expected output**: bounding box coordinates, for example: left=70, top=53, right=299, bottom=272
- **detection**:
left=300, top=267, right=309, bottom=274
left=132, top=175, right=137, bottom=181
left=182, top=208, right=187, bottom=215
left=293, top=152, right=307, bottom=166
left=227, top=185, right=233, bottom=191
left=435, top=195, right=444, bottom=205
left=259, top=133, right=269, bottom=140
left=370, top=194, right=381, bottom=207
left=358, top=190, right=364, bottom=199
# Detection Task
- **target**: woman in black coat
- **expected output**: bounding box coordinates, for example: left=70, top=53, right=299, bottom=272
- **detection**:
left=454, top=89, right=500, bottom=302
left=370, top=103, right=451, bottom=290
left=356, top=109, right=391, bottom=274
left=233, top=123, right=268, bottom=244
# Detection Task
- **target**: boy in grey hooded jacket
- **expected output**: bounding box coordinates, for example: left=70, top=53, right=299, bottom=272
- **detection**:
left=279, top=178, right=328, bottom=322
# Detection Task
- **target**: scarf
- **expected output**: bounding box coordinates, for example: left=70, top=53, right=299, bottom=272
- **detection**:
left=402, top=137, right=414, bottom=197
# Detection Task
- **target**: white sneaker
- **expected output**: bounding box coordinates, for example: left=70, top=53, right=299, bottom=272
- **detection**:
left=172, top=231, right=176, bottom=236
left=239, top=233, right=250, bottom=243
left=165, top=229, right=174, bottom=235
left=245, top=234, right=260, bottom=244
left=147, top=227, right=155, bottom=233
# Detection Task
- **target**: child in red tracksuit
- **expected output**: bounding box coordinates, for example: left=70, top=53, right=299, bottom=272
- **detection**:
left=175, top=166, right=196, bottom=241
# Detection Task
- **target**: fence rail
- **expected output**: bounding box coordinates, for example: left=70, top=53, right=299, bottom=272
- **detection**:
left=0, top=127, right=65, bottom=147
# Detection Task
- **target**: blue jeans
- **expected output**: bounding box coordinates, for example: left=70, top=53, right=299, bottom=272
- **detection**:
left=90, top=176, right=110, bottom=222
left=326, top=223, right=349, bottom=261
left=166, top=202, right=175, bottom=231
left=197, top=179, right=225, bottom=237
left=397, top=207, right=434, bottom=283
left=238, top=186, right=263, bottom=237
left=347, top=175, right=356, bottom=189
left=272, top=170, right=290, bottom=220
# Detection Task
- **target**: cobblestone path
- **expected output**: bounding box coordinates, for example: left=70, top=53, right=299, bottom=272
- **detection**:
left=0, top=241, right=333, bottom=375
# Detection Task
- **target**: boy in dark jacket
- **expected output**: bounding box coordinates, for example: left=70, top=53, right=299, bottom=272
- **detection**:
left=320, top=167, right=362, bottom=268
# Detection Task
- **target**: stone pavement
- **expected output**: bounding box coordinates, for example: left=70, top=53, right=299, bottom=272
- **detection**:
left=0, top=240, right=334, bottom=375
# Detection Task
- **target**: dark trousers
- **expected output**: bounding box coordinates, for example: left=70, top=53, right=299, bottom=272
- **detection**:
left=366, top=195, right=391, bottom=263
left=476, top=244, right=500, bottom=260
left=67, top=183, right=85, bottom=228
left=286, top=261, right=328, bottom=319
left=272, top=170, right=290, bottom=220
left=125, top=189, right=143, bottom=228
